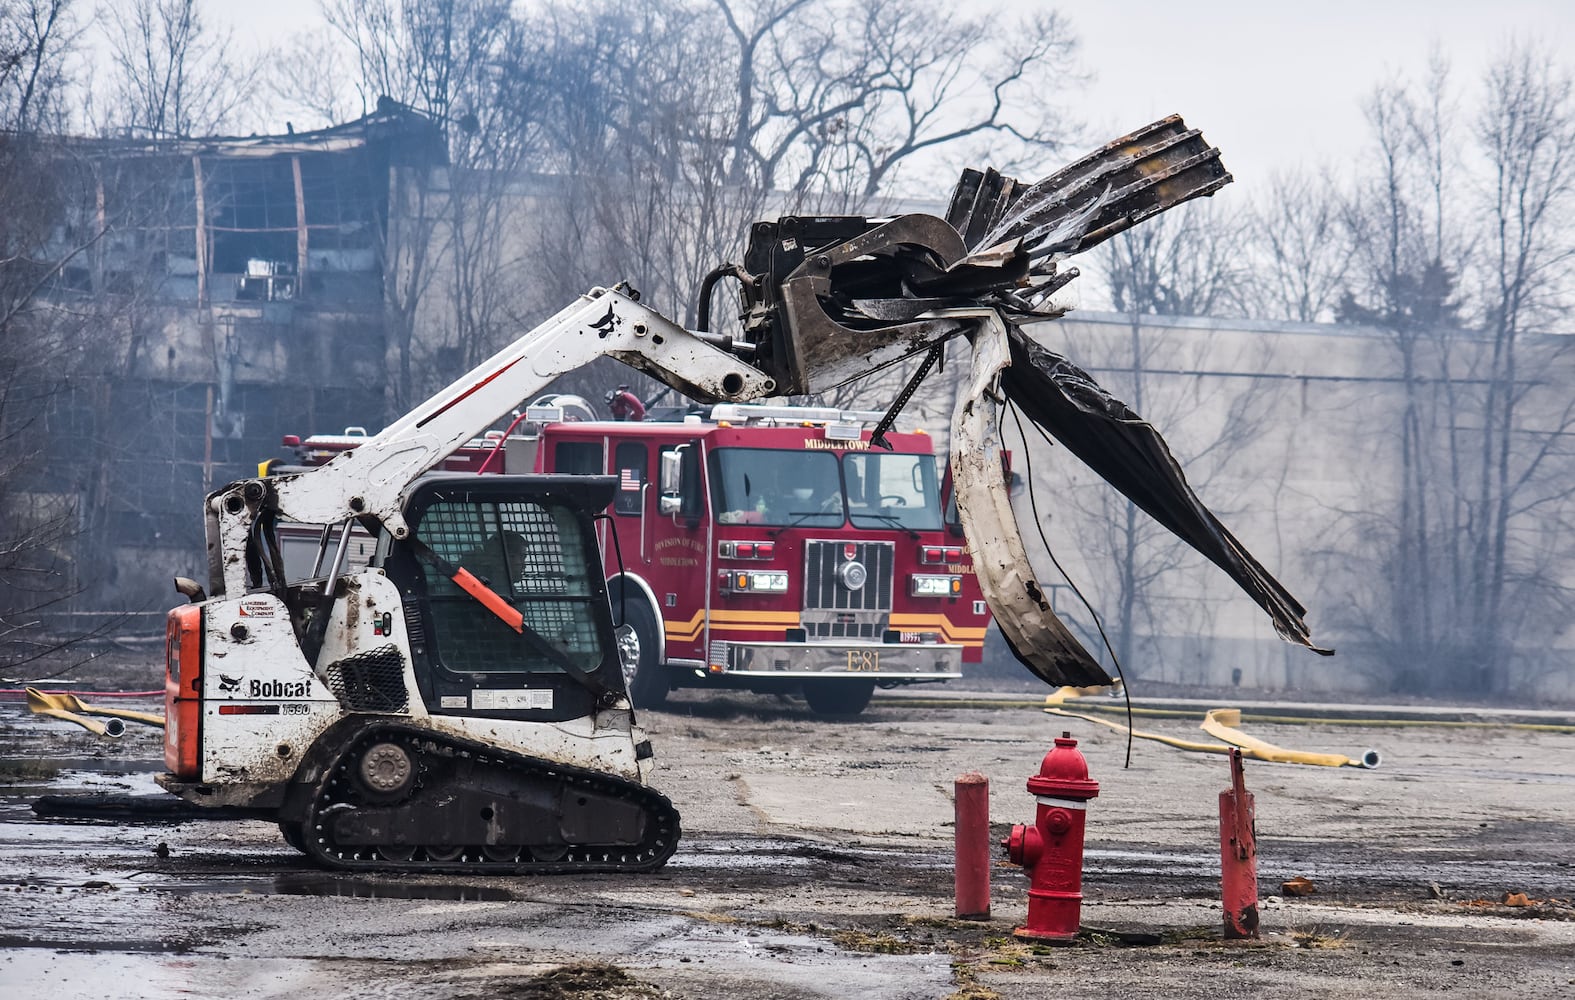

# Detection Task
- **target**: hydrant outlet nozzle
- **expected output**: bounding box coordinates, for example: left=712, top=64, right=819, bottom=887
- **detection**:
left=1004, top=824, right=1040, bottom=866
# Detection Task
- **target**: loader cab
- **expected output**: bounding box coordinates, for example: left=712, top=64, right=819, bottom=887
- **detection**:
left=379, top=475, right=627, bottom=722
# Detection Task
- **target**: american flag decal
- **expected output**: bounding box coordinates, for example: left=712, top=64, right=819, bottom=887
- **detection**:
left=620, top=468, right=641, bottom=491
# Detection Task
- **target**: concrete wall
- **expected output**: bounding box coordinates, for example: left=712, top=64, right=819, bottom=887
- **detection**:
left=831, top=309, right=1575, bottom=700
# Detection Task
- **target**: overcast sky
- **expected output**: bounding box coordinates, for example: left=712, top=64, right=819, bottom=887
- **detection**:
left=218, top=0, right=1574, bottom=200
left=1066, top=1, right=1574, bottom=197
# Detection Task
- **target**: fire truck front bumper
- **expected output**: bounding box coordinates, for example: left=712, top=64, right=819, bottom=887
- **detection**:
left=711, top=640, right=963, bottom=681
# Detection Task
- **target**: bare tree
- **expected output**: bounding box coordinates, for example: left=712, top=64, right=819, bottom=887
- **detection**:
left=705, top=0, right=1082, bottom=198
left=263, top=32, right=356, bottom=128
left=0, top=0, right=79, bottom=131
left=500, top=0, right=1084, bottom=409
left=0, top=149, right=131, bottom=671
left=261, top=0, right=1084, bottom=416
left=0, top=1, right=92, bottom=670
left=1244, top=169, right=1352, bottom=323
left=96, top=0, right=260, bottom=137
left=1325, top=46, right=1575, bottom=695
left=1102, top=201, right=1251, bottom=320
left=433, top=10, right=544, bottom=380
left=318, top=0, right=501, bottom=124
left=1465, top=43, right=1575, bottom=690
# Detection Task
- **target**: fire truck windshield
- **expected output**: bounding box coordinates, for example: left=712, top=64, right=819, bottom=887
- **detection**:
left=709, top=448, right=942, bottom=530
left=710, top=448, right=843, bottom=526
left=844, top=452, right=943, bottom=531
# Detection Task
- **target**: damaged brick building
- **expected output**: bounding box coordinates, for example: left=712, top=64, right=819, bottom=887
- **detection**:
left=9, top=106, right=447, bottom=619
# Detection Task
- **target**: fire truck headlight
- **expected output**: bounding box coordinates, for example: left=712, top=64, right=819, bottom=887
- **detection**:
left=722, top=570, right=790, bottom=594
left=910, top=574, right=961, bottom=598
left=750, top=571, right=790, bottom=593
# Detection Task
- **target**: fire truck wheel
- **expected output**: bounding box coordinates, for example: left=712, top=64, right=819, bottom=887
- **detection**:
left=621, top=598, right=669, bottom=709
left=802, top=679, right=874, bottom=716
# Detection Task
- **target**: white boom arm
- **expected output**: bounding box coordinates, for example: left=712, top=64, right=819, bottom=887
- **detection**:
left=205, top=286, right=777, bottom=597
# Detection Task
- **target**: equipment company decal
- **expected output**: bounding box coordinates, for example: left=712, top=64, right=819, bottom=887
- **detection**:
left=249, top=678, right=311, bottom=698
left=237, top=600, right=277, bottom=618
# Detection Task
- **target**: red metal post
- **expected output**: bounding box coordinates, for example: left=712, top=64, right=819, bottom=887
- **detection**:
left=1003, top=732, right=1099, bottom=943
left=1219, top=748, right=1260, bottom=939
left=954, top=772, right=991, bottom=919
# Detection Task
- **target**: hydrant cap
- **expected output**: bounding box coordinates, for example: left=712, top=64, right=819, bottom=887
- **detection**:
left=1026, top=733, right=1099, bottom=799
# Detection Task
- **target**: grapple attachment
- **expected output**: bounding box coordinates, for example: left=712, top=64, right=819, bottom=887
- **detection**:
left=740, top=214, right=972, bottom=395
left=736, top=115, right=1232, bottom=396
left=727, top=116, right=1328, bottom=687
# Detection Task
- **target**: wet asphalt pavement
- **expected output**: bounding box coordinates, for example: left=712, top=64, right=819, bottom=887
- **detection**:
left=2, top=687, right=1574, bottom=999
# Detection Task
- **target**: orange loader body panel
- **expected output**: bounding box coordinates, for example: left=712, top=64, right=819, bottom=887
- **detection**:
left=163, top=605, right=203, bottom=779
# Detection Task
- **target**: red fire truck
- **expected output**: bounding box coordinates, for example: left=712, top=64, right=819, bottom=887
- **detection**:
left=531, top=403, right=989, bottom=714
left=271, top=399, right=990, bottom=715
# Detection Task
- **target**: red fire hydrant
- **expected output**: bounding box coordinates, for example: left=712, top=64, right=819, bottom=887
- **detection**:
left=1002, top=731, right=1099, bottom=943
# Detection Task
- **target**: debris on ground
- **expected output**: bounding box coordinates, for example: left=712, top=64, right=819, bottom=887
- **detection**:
left=1281, top=876, right=1317, bottom=897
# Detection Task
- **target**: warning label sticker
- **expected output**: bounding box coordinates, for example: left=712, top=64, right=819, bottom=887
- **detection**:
left=471, top=688, right=554, bottom=711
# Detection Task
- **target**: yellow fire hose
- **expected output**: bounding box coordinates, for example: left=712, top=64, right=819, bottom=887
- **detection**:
left=1046, top=706, right=1241, bottom=756
left=1045, top=699, right=1380, bottom=769
left=1043, top=685, right=1575, bottom=734
left=25, top=687, right=165, bottom=738
left=1044, top=683, right=1124, bottom=704
left=1201, top=707, right=1379, bottom=768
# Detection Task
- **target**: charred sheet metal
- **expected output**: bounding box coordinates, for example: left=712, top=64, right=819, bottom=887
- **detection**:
left=950, top=312, right=1113, bottom=687
left=738, top=116, right=1232, bottom=399
left=946, top=115, right=1232, bottom=259
left=1000, top=327, right=1332, bottom=658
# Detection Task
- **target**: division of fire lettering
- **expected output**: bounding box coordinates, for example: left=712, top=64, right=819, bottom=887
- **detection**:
left=654, top=536, right=703, bottom=568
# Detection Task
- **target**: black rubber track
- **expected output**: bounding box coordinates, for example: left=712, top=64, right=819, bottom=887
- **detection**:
left=298, top=723, right=680, bottom=874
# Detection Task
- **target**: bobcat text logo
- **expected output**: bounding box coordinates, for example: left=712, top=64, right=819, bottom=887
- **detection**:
left=249, top=678, right=311, bottom=698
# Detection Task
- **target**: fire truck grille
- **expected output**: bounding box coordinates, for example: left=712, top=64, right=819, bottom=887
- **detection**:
left=324, top=644, right=410, bottom=713
left=801, top=539, right=894, bottom=640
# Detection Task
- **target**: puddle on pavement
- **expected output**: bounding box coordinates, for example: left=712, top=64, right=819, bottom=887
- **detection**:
left=1, top=756, right=166, bottom=774
left=2, top=868, right=515, bottom=910
left=79, top=871, right=519, bottom=901
left=1087, top=846, right=1575, bottom=897
left=4, top=766, right=168, bottom=799
left=1089, top=848, right=1220, bottom=877
left=0, top=950, right=345, bottom=1000
left=668, top=837, right=951, bottom=873
left=0, top=767, right=172, bottom=824
left=269, top=874, right=515, bottom=901
left=0, top=817, right=132, bottom=845
left=5, top=926, right=954, bottom=1000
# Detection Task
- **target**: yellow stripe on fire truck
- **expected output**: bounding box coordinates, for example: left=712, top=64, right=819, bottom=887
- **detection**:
left=663, top=610, right=986, bottom=645
left=889, top=613, right=989, bottom=644
left=663, top=609, right=799, bottom=642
